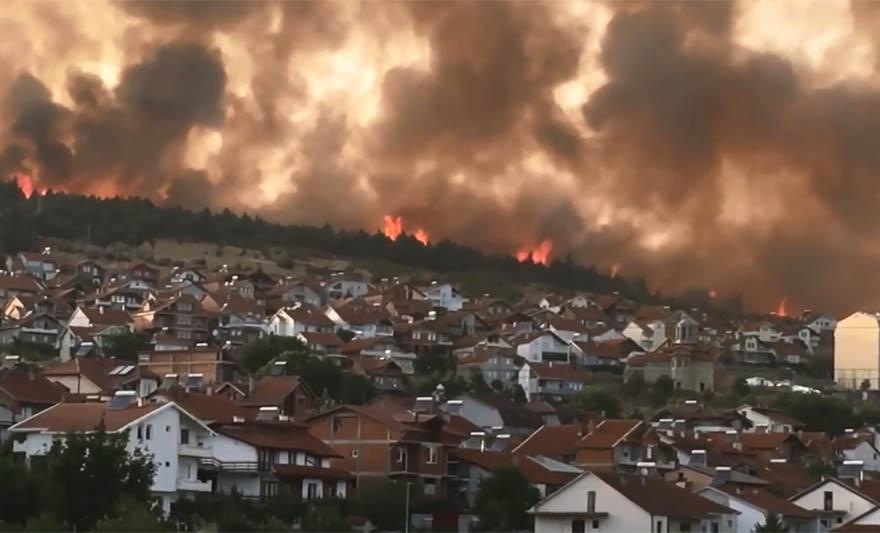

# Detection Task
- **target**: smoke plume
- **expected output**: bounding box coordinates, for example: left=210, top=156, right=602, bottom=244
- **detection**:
left=1, top=0, right=879, bottom=314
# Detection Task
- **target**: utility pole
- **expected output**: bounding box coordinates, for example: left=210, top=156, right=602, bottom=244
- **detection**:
left=404, top=481, right=412, bottom=533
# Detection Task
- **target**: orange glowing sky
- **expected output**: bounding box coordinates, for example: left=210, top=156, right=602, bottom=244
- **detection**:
left=3, top=1, right=880, bottom=313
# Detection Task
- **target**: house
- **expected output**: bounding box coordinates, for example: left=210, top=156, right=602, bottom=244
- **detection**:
left=530, top=471, right=738, bottom=533
left=325, top=277, right=370, bottom=301
left=0, top=274, right=43, bottom=300
left=455, top=345, right=520, bottom=388
left=419, top=282, right=468, bottom=311
left=575, top=339, right=638, bottom=370
left=137, top=348, right=240, bottom=386
left=448, top=447, right=579, bottom=510
left=698, top=485, right=818, bottom=533
left=9, top=395, right=216, bottom=513
left=737, top=405, right=805, bottom=433
left=514, top=329, right=577, bottom=364
left=626, top=343, right=719, bottom=393
left=68, top=305, right=134, bottom=330
left=835, top=313, right=880, bottom=390
left=203, top=420, right=351, bottom=502
left=8, top=251, right=59, bottom=282
left=396, top=320, right=454, bottom=356
left=268, top=304, right=335, bottom=337
left=297, top=331, right=344, bottom=355
left=835, top=505, right=880, bottom=532
left=790, top=478, right=880, bottom=531
left=114, top=262, right=160, bottom=286
left=653, top=402, right=749, bottom=433
left=518, top=362, right=590, bottom=401
left=575, top=419, right=660, bottom=470
left=43, top=356, right=158, bottom=397
left=325, top=300, right=394, bottom=338
left=0, top=365, right=63, bottom=440
left=740, top=432, right=809, bottom=463
left=306, top=403, right=461, bottom=500
left=441, top=394, right=546, bottom=435
left=142, top=294, right=215, bottom=345
left=512, top=424, right=584, bottom=463
left=215, top=306, right=266, bottom=347
left=239, top=375, right=314, bottom=420
left=0, top=312, right=63, bottom=347
left=267, top=280, right=324, bottom=309
left=347, top=355, right=408, bottom=392
left=834, top=433, right=880, bottom=472
left=803, top=312, right=837, bottom=333
left=622, top=319, right=668, bottom=352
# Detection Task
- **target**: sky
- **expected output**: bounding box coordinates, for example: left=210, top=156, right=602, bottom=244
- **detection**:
left=1, top=0, right=879, bottom=314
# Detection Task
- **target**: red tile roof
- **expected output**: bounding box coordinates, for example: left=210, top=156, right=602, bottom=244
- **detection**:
left=217, top=422, right=341, bottom=457
left=157, top=389, right=252, bottom=424
left=11, top=401, right=160, bottom=432
left=513, top=424, right=582, bottom=458
left=593, top=472, right=734, bottom=519
left=240, top=375, right=310, bottom=408
left=579, top=419, right=643, bottom=449
left=716, top=485, right=815, bottom=518
left=526, top=362, right=590, bottom=382
left=0, top=370, right=63, bottom=405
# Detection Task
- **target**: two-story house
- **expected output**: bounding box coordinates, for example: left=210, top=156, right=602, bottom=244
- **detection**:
left=518, top=362, right=591, bottom=402
left=513, top=330, right=577, bottom=364
left=268, top=304, right=335, bottom=337
left=0, top=274, right=43, bottom=300
left=9, top=394, right=215, bottom=513
left=239, top=375, right=314, bottom=420
left=626, top=343, right=719, bottom=394
left=419, top=282, right=467, bottom=311
left=0, top=364, right=62, bottom=440
left=530, top=471, right=738, bottom=533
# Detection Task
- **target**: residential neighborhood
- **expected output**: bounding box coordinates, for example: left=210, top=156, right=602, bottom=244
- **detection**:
left=0, top=244, right=879, bottom=532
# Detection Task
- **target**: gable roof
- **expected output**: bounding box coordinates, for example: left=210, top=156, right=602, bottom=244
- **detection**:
left=449, top=448, right=577, bottom=486
left=78, top=306, right=133, bottom=327
left=526, top=362, right=591, bottom=382
left=0, top=370, right=63, bottom=405
left=217, top=422, right=341, bottom=457
left=579, top=419, right=643, bottom=449
left=42, top=356, right=121, bottom=393
left=240, top=375, right=311, bottom=408
left=513, top=424, right=582, bottom=458
left=709, top=486, right=815, bottom=518
left=155, top=388, right=252, bottom=424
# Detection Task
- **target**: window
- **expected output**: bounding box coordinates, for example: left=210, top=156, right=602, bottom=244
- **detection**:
left=261, top=480, right=279, bottom=500
left=258, top=449, right=274, bottom=471
left=178, top=315, right=192, bottom=326
left=824, top=490, right=833, bottom=511
left=424, top=479, right=436, bottom=496
left=587, top=491, right=596, bottom=513
left=180, top=428, right=190, bottom=445
left=426, top=445, right=438, bottom=464
left=656, top=521, right=663, bottom=533
left=145, top=424, right=152, bottom=440
left=165, top=425, right=170, bottom=432
left=571, top=519, right=585, bottom=533
left=727, top=521, right=733, bottom=529
left=710, top=522, right=719, bottom=533
left=396, top=447, right=406, bottom=463
left=592, top=520, right=600, bottom=530
left=332, top=416, right=342, bottom=433
left=137, top=424, right=143, bottom=440
left=306, top=482, right=319, bottom=499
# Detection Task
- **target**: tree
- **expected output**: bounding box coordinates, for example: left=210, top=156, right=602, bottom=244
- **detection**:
left=0, top=455, right=42, bottom=527
left=773, top=393, right=862, bottom=435
left=733, top=377, right=751, bottom=398
left=353, top=481, right=407, bottom=531
left=652, top=375, right=676, bottom=405
left=241, top=336, right=305, bottom=373
left=474, top=467, right=540, bottom=532
left=572, top=387, right=622, bottom=418
left=754, top=511, right=785, bottom=532
left=623, top=372, right=646, bottom=398
left=92, top=497, right=169, bottom=532
left=103, top=331, right=151, bottom=361
left=302, top=502, right=350, bottom=532
left=45, top=425, right=155, bottom=531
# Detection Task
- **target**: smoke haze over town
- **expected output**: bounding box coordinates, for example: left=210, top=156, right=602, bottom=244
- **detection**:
left=3, top=0, right=880, bottom=313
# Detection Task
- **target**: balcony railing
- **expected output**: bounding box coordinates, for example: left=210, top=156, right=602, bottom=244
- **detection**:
left=198, top=458, right=267, bottom=472
left=178, top=479, right=213, bottom=492
left=180, top=444, right=212, bottom=458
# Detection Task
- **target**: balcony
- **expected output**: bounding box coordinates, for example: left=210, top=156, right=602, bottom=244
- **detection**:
left=198, top=458, right=264, bottom=472
left=178, top=479, right=213, bottom=492
left=179, top=444, right=212, bottom=458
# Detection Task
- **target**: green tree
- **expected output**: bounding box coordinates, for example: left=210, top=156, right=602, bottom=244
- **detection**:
left=0, top=454, right=42, bottom=526
left=103, top=331, right=151, bottom=361
left=773, top=393, right=862, bottom=435
left=754, top=511, right=786, bottom=532
left=623, top=372, right=646, bottom=398
left=242, top=336, right=305, bottom=373
left=572, top=387, right=622, bottom=418
left=354, top=481, right=407, bottom=531
left=474, top=467, right=540, bottom=532
left=45, top=425, right=155, bottom=531
left=733, top=377, right=751, bottom=398
left=92, top=497, right=169, bottom=532
left=652, top=375, right=676, bottom=405
left=302, top=501, right=350, bottom=532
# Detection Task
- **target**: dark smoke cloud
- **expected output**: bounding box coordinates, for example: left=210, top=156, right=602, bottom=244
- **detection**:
left=4, top=0, right=880, bottom=314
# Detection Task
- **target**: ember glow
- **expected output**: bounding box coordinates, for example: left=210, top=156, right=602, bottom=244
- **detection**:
left=709, top=289, right=718, bottom=300
left=611, top=263, right=621, bottom=278
left=4, top=1, right=880, bottom=312
left=516, top=240, right=553, bottom=266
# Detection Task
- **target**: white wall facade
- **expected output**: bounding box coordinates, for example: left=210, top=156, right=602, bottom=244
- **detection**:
left=835, top=313, right=880, bottom=390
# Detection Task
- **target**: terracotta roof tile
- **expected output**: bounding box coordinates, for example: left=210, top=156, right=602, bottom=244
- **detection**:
left=217, top=422, right=341, bottom=457
left=593, top=472, right=734, bottom=519
left=11, top=401, right=160, bottom=432
left=579, top=419, right=643, bottom=449
left=716, top=485, right=815, bottom=518
left=240, top=376, right=309, bottom=408
left=513, top=424, right=582, bottom=458
left=0, top=370, right=63, bottom=405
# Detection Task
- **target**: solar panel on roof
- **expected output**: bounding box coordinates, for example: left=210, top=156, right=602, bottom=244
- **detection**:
left=107, top=391, right=137, bottom=410
left=119, top=365, right=135, bottom=376
left=109, top=366, right=125, bottom=375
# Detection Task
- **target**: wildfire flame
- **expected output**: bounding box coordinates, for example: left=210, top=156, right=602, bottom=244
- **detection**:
left=516, top=239, right=553, bottom=266
left=611, top=262, right=621, bottom=278
left=709, top=289, right=718, bottom=299
left=775, top=296, right=787, bottom=317
left=413, top=229, right=429, bottom=245
left=382, top=215, right=403, bottom=241
left=15, top=174, right=34, bottom=199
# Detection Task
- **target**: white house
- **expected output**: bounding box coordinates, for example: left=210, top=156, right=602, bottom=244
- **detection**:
left=325, top=278, right=370, bottom=301
left=835, top=312, right=880, bottom=390
left=736, top=405, right=804, bottom=433
left=698, top=485, right=818, bottom=533
left=622, top=320, right=667, bottom=352
left=805, top=313, right=837, bottom=332
left=530, top=471, right=738, bottom=533
left=267, top=304, right=335, bottom=338
left=9, top=394, right=215, bottom=513
left=836, top=505, right=880, bottom=531
left=518, top=362, right=589, bottom=402
left=419, top=282, right=468, bottom=311
left=834, top=434, right=880, bottom=472
left=790, top=477, right=878, bottom=531
left=514, top=330, right=577, bottom=364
